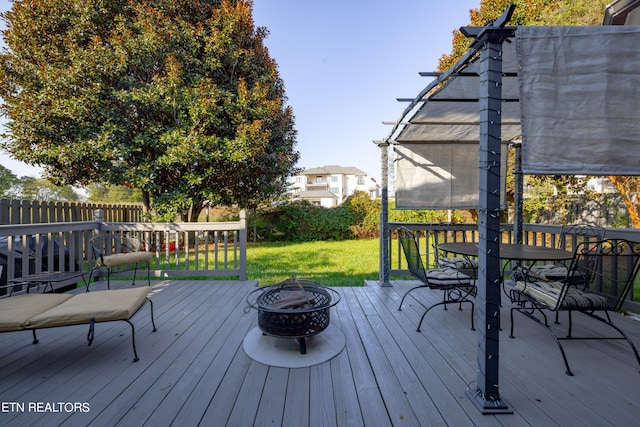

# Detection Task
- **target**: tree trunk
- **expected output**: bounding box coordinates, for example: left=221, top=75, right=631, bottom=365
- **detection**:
left=608, top=176, right=640, bottom=228
left=190, top=204, right=203, bottom=222
left=141, top=190, right=152, bottom=214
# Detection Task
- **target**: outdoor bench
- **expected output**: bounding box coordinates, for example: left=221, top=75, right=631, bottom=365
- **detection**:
left=0, top=285, right=156, bottom=362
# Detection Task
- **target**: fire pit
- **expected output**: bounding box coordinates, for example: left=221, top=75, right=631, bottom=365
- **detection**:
left=246, top=278, right=340, bottom=354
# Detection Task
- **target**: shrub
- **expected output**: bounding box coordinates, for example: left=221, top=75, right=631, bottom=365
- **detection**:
left=254, top=192, right=472, bottom=242
left=256, top=201, right=355, bottom=241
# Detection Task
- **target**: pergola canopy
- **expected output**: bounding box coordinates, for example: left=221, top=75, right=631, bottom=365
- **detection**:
left=389, top=25, right=640, bottom=210
left=378, top=8, right=640, bottom=414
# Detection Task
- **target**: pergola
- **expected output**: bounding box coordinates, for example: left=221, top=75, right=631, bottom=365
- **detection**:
left=376, top=5, right=640, bottom=414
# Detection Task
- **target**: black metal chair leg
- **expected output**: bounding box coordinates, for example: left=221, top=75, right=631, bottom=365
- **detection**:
left=125, top=320, right=139, bottom=362
left=149, top=299, right=157, bottom=332
left=510, top=307, right=574, bottom=375
left=398, top=285, right=429, bottom=311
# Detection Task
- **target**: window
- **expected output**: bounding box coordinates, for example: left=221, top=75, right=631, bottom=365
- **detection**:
left=330, top=187, right=339, bottom=195
left=357, top=176, right=365, bottom=185
left=315, top=176, right=323, bottom=183
left=330, top=176, right=338, bottom=183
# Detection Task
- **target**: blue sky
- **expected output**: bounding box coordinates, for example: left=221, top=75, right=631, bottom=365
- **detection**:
left=0, top=0, right=480, bottom=181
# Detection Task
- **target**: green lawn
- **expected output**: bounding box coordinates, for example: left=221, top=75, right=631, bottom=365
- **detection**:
left=247, top=239, right=381, bottom=286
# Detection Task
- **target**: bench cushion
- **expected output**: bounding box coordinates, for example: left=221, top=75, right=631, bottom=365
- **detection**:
left=27, top=287, right=151, bottom=328
left=0, top=294, right=73, bottom=332
left=98, top=252, right=153, bottom=268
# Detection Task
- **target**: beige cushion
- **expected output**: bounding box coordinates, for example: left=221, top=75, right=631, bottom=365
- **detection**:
left=0, top=294, right=73, bottom=332
left=27, top=287, right=151, bottom=328
left=98, top=252, right=153, bottom=268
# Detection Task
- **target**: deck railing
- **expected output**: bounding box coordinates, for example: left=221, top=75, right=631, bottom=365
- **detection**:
left=0, top=211, right=246, bottom=294
left=387, top=222, right=640, bottom=312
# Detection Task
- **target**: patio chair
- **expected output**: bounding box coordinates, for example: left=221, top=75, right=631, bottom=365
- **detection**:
left=397, top=227, right=477, bottom=332
left=509, top=238, right=640, bottom=376
left=89, top=234, right=153, bottom=289
left=524, top=224, right=605, bottom=282
left=433, top=223, right=478, bottom=278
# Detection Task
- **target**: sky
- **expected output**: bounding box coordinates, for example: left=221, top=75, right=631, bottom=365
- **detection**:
left=0, top=0, right=480, bottom=182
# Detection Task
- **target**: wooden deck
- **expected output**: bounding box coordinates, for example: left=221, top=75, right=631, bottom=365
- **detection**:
left=1, top=279, right=640, bottom=426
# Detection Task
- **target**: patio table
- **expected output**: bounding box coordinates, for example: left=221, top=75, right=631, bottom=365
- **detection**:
left=438, top=242, right=572, bottom=262
left=438, top=242, right=573, bottom=297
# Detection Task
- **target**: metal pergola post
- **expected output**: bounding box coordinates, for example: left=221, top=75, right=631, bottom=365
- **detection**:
left=461, top=7, right=516, bottom=414
left=513, top=141, right=524, bottom=244
left=378, top=141, right=392, bottom=287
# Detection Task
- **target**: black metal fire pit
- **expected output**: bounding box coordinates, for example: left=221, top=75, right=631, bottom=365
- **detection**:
left=246, top=277, right=340, bottom=354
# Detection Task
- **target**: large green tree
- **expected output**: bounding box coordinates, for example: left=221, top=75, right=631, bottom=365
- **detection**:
left=0, top=0, right=299, bottom=221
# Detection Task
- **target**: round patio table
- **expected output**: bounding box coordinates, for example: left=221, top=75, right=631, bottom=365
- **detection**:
left=438, top=241, right=574, bottom=301
left=438, top=242, right=572, bottom=262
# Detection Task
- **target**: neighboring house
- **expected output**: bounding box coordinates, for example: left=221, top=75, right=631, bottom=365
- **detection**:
left=289, top=165, right=380, bottom=207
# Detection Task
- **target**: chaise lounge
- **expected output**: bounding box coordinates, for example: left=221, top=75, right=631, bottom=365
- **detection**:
left=0, top=285, right=156, bottom=362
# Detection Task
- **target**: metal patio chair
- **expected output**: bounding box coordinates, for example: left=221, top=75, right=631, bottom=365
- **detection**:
left=432, top=223, right=478, bottom=278
left=89, top=234, right=152, bottom=289
left=524, top=224, right=606, bottom=282
left=397, top=227, right=477, bottom=332
left=509, top=238, right=640, bottom=376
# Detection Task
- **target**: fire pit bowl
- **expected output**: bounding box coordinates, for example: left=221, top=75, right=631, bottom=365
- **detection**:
left=246, top=278, right=340, bottom=354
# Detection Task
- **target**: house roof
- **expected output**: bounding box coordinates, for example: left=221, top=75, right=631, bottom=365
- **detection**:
left=293, top=190, right=337, bottom=199
left=302, top=165, right=366, bottom=176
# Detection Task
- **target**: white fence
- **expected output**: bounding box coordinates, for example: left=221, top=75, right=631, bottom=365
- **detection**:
left=0, top=212, right=246, bottom=294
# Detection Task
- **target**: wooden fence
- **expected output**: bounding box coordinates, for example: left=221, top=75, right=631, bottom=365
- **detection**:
left=0, top=199, right=144, bottom=225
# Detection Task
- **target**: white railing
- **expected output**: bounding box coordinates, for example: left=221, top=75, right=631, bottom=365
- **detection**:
left=0, top=211, right=247, bottom=294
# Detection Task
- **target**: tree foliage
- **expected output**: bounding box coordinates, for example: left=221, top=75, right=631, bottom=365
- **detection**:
left=0, top=163, right=19, bottom=197
left=0, top=163, right=80, bottom=201
left=85, top=182, right=142, bottom=203
left=0, top=0, right=299, bottom=221
left=18, top=176, right=80, bottom=201
left=438, top=0, right=611, bottom=71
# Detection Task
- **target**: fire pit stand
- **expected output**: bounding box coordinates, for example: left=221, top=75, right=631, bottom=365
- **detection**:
left=246, top=278, right=340, bottom=354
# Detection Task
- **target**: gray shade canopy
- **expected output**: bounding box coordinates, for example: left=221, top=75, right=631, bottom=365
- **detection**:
left=518, top=25, right=640, bottom=176
left=390, top=26, right=640, bottom=210
left=392, top=40, right=520, bottom=209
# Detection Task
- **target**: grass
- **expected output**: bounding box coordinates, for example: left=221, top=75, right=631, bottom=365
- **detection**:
left=246, top=239, right=381, bottom=286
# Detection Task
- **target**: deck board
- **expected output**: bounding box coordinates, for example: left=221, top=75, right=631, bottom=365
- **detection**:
left=1, top=279, right=639, bottom=426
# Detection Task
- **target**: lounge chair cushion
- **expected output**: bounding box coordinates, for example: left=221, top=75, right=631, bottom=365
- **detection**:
left=426, top=268, right=471, bottom=286
left=97, top=252, right=153, bottom=268
left=515, top=280, right=609, bottom=310
left=0, top=294, right=73, bottom=332
left=27, top=287, right=151, bottom=329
